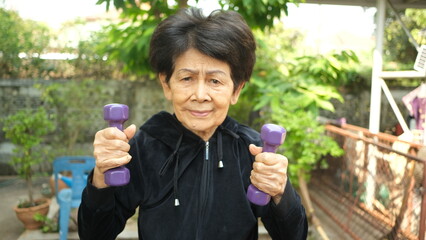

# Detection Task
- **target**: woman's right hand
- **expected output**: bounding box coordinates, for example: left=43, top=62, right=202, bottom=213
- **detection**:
left=92, top=124, right=137, bottom=188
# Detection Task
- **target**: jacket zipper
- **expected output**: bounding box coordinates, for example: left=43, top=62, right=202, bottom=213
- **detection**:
left=205, top=141, right=209, bottom=161
left=196, top=141, right=210, bottom=239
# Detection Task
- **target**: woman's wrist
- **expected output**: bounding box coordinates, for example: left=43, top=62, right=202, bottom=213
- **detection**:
left=92, top=167, right=108, bottom=189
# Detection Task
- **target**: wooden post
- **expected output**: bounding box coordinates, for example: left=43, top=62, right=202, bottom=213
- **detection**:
left=298, top=171, right=330, bottom=240
left=418, top=147, right=426, bottom=240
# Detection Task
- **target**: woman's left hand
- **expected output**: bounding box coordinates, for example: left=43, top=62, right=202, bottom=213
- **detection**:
left=249, top=144, right=288, bottom=204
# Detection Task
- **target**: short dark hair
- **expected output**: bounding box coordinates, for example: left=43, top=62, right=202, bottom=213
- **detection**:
left=149, top=8, right=256, bottom=91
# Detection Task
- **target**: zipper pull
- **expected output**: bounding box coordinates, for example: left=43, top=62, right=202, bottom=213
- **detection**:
left=205, top=141, right=209, bottom=161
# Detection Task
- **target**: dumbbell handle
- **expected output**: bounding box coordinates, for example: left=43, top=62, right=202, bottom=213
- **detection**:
left=247, top=124, right=286, bottom=206
left=104, top=104, right=130, bottom=186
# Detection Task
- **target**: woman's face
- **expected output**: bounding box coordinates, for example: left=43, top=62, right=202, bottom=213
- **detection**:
left=160, top=48, right=243, bottom=141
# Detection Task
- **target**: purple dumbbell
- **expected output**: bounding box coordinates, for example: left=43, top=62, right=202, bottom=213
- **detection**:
left=103, top=103, right=130, bottom=186
left=247, top=124, right=286, bottom=206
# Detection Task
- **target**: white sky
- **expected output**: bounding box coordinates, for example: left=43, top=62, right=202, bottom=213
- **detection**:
left=284, top=3, right=376, bottom=53
left=286, top=4, right=376, bottom=37
left=3, top=0, right=107, bottom=29
left=2, top=0, right=376, bottom=53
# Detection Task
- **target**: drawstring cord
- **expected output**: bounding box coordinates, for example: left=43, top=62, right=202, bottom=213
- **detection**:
left=159, top=134, right=183, bottom=176
left=158, top=134, right=183, bottom=207
left=217, top=131, right=224, bottom=168
left=217, top=125, right=240, bottom=169
left=173, top=153, right=180, bottom=206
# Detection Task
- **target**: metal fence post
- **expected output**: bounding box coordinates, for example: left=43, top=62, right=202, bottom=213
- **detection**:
left=420, top=153, right=426, bottom=240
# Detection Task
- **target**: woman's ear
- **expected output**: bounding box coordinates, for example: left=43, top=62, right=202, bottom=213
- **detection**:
left=231, top=83, right=245, bottom=105
left=159, top=73, right=172, bottom=100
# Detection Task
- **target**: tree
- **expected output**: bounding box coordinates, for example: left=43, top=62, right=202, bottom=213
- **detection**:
left=95, top=0, right=299, bottom=76
left=0, top=8, right=22, bottom=77
left=230, top=26, right=358, bottom=184
left=1, top=108, right=55, bottom=207
left=219, top=0, right=295, bottom=30
left=0, top=8, right=51, bottom=78
left=384, top=8, right=426, bottom=71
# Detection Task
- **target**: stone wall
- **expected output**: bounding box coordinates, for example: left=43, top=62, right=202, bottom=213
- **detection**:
left=0, top=79, right=172, bottom=175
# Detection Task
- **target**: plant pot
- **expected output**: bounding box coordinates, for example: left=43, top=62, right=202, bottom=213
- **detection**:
left=49, top=175, right=70, bottom=195
left=13, top=198, right=51, bottom=230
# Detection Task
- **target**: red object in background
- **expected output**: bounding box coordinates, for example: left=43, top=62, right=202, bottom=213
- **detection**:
left=395, top=123, right=403, bottom=136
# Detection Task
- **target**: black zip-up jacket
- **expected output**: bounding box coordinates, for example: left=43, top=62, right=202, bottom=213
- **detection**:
left=78, top=111, right=308, bottom=240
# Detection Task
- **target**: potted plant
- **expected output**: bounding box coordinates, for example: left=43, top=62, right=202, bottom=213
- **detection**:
left=1, top=107, right=55, bottom=229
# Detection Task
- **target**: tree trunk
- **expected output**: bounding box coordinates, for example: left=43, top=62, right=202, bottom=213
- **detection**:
left=298, top=170, right=330, bottom=240
left=177, top=0, right=188, bottom=8
left=26, top=169, right=34, bottom=205
left=26, top=148, right=35, bottom=205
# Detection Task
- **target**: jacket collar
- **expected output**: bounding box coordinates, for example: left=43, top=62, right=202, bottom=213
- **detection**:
left=140, top=111, right=239, bottom=147
left=139, top=111, right=240, bottom=206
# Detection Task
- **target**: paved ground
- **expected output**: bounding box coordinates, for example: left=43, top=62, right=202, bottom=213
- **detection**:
left=0, top=175, right=139, bottom=240
left=0, top=176, right=47, bottom=240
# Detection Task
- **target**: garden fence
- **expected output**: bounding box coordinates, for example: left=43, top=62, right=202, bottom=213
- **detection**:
left=310, top=122, right=426, bottom=240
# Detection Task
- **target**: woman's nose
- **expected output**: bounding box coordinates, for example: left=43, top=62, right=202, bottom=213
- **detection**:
left=192, top=81, right=211, bottom=102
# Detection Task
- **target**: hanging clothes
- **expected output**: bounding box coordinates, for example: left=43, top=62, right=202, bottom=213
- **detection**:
left=402, top=83, right=426, bottom=130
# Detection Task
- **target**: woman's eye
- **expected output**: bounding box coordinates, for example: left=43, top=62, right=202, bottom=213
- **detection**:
left=211, top=79, right=220, bottom=84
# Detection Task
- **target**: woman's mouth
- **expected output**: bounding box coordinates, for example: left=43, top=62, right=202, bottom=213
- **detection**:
left=190, top=110, right=211, bottom=117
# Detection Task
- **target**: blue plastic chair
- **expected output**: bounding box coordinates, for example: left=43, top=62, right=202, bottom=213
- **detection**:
left=53, top=156, right=95, bottom=240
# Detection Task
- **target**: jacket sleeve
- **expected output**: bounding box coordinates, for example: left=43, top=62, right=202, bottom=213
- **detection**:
left=78, top=132, right=145, bottom=240
left=77, top=173, right=138, bottom=240
left=261, top=179, right=308, bottom=240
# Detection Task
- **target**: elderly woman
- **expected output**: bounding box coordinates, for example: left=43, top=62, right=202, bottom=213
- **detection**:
left=78, top=8, right=307, bottom=240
